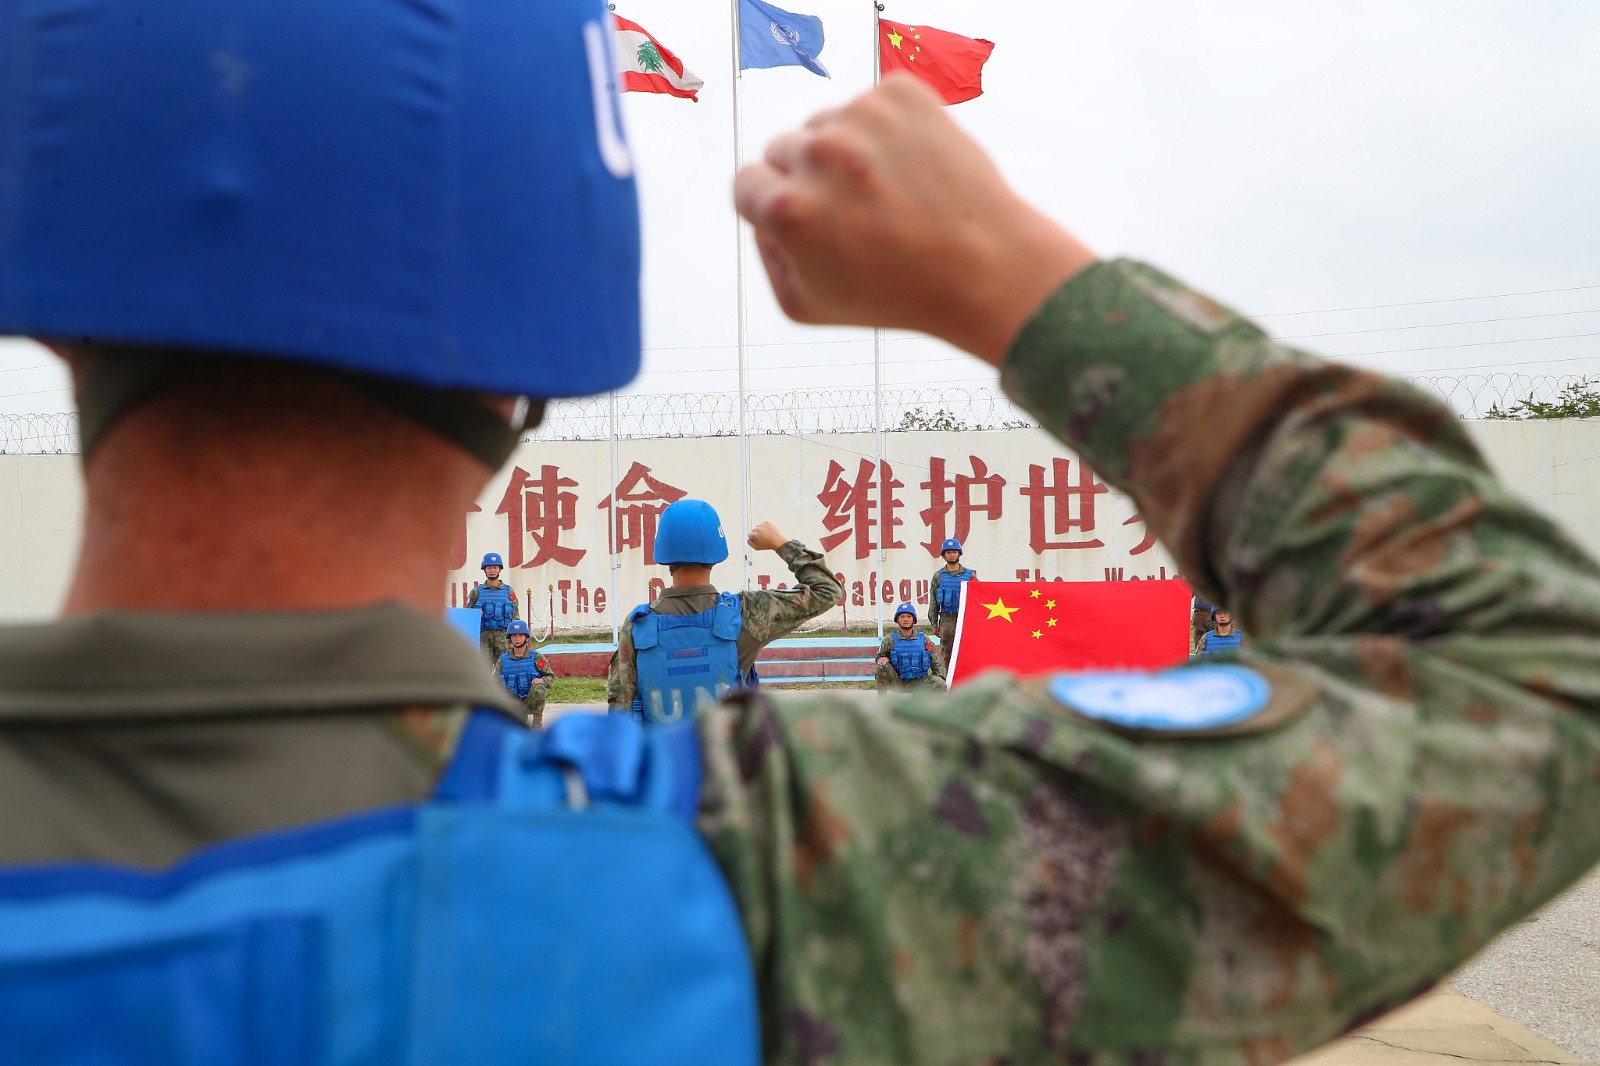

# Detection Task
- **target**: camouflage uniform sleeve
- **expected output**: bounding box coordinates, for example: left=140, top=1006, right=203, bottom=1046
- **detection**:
left=926, top=636, right=946, bottom=680
left=535, top=653, right=553, bottom=678
left=464, top=586, right=479, bottom=609
left=739, top=540, right=844, bottom=645
left=510, top=590, right=520, bottom=621
left=925, top=569, right=942, bottom=626
left=695, top=259, right=1600, bottom=1064
left=606, top=621, right=637, bottom=711
left=876, top=635, right=893, bottom=660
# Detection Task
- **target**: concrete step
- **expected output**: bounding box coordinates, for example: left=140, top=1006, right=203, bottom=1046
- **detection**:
left=538, top=635, right=936, bottom=678
left=760, top=675, right=872, bottom=687
left=757, top=657, right=876, bottom=679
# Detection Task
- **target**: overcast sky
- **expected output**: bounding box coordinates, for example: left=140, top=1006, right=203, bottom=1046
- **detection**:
left=2, top=0, right=1596, bottom=417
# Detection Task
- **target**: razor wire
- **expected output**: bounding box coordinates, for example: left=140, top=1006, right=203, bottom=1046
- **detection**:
left=2, top=374, right=1596, bottom=453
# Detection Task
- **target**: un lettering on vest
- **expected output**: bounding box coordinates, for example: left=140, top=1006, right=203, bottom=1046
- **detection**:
left=446, top=433, right=1180, bottom=626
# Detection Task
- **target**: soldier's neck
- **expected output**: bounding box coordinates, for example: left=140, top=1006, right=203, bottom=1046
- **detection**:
left=62, top=413, right=483, bottom=617
left=670, top=566, right=715, bottom=588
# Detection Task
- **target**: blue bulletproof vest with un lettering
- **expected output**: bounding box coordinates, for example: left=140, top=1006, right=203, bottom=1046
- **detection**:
left=889, top=631, right=931, bottom=680
left=631, top=593, right=745, bottom=725
left=477, top=584, right=514, bottom=630
left=499, top=650, right=544, bottom=699
left=0, top=712, right=758, bottom=1065
left=935, top=568, right=974, bottom=613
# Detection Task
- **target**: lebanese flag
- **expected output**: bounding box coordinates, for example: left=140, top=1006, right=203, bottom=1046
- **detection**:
left=946, top=580, right=1192, bottom=686
left=878, top=19, right=995, bottom=106
left=614, top=15, right=704, bottom=101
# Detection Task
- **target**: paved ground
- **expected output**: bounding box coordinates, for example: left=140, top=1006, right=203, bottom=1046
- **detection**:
left=1451, top=868, right=1600, bottom=1063
left=1292, top=988, right=1583, bottom=1066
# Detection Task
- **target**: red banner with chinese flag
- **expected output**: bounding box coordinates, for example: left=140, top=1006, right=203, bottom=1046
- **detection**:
left=878, top=19, right=995, bottom=106
left=946, top=580, right=1192, bottom=686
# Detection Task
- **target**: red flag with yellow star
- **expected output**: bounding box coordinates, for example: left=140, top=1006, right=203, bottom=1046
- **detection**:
left=946, top=580, right=1191, bottom=686
left=878, top=19, right=994, bottom=106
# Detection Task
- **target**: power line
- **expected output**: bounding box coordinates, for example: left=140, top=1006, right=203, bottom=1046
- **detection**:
left=1279, top=307, right=1600, bottom=341
left=1255, top=284, right=1600, bottom=318
left=1403, top=353, right=1600, bottom=375
left=1333, top=330, right=1600, bottom=359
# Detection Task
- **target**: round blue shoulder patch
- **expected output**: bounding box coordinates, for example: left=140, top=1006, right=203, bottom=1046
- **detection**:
left=1049, top=665, right=1272, bottom=733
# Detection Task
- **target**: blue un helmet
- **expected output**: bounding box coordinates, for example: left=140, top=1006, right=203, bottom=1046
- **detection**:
left=940, top=539, right=963, bottom=555
left=894, top=602, right=918, bottom=624
left=653, top=500, right=729, bottom=566
left=0, top=0, right=640, bottom=466
left=481, top=553, right=506, bottom=571
left=505, top=619, right=531, bottom=638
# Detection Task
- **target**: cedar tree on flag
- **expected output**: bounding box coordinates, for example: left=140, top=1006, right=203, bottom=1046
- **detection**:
left=878, top=19, right=994, bottom=105
left=614, top=15, right=704, bottom=101
left=945, top=580, right=1191, bottom=686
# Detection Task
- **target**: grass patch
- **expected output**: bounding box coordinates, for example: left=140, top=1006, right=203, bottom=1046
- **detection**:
left=549, top=676, right=608, bottom=703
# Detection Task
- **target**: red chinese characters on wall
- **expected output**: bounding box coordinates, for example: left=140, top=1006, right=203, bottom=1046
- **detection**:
left=817, top=459, right=906, bottom=561
left=496, top=464, right=586, bottom=568
left=597, top=462, right=687, bottom=565
left=1019, top=458, right=1109, bottom=553
left=920, top=455, right=1005, bottom=556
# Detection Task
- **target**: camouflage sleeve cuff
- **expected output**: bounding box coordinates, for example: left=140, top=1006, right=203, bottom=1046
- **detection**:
left=777, top=539, right=826, bottom=570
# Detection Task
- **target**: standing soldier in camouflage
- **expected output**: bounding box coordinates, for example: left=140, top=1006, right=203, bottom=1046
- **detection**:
left=875, top=602, right=947, bottom=694
left=466, top=551, right=519, bottom=667
left=494, top=619, right=554, bottom=728
left=926, top=537, right=975, bottom=669
left=608, top=501, right=841, bottom=723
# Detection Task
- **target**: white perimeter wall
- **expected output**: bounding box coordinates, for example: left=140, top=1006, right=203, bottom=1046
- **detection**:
left=4, top=419, right=1599, bottom=626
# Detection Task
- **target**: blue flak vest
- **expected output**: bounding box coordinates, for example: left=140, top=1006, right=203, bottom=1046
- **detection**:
left=0, top=712, right=758, bottom=1066
left=476, top=583, right=514, bottom=630
left=935, top=568, right=974, bottom=614
left=630, top=593, right=748, bottom=726
left=498, top=650, right=544, bottom=699
left=889, top=631, right=931, bottom=680
left=1200, top=630, right=1245, bottom=656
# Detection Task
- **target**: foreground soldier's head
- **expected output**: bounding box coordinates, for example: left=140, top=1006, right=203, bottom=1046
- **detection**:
left=0, top=0, right=641, bottom=615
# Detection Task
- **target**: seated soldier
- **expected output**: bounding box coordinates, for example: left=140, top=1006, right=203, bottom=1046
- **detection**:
left=495, top=619, right=555, bottom=728
left=874, top=603, right=947, bottom=695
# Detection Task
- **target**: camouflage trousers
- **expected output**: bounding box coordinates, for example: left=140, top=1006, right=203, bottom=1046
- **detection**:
left=479, top=628, right=509, bottom=668
left=522, top=680, right=551, bottom=729
left=874, top=663, right=946, bottom=694
left=934, top=614, right=958, bottom=670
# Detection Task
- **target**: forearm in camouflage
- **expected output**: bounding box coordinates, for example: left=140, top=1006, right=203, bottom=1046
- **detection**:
left=696, top=261, right=1600, bottom=1062
left=606, top=625, right=637, bottom=711
left=925, top=569, right=942, bottom=626
left=739, top=540, right=843, bottom=644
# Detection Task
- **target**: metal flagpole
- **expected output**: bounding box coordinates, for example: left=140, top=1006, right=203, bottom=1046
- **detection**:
left=872, top=1, right=886, bottom=641
left=729, top=0, right=753, bottom=590
left=608, top=390, right=621, bottom=645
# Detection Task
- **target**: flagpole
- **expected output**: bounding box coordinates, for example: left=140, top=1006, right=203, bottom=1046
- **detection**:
left=872, top=1, right=886, bottom=642
left=729, top=0, right=753, bottom=591
left=608, top=390, right=621, bottom=646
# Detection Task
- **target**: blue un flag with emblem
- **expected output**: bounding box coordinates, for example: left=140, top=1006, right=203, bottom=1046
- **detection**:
left=738, top=0, right=830, bottom=78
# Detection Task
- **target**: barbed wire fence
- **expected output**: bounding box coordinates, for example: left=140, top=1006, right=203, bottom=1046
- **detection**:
left=2, top=374, right=1594, bottom=453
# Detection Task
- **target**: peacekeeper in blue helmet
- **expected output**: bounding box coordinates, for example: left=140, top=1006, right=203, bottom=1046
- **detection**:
left=874, top=603, right=947, bottom=695
left=6, top=6, right=1600, bottom=1061
left=925, top=537, right=976, bottom=670
left=467, top=551, right=521, bottom=666
left=494, top=619, right=556, bottom=728
left=606, top=501, right=842, bottom=724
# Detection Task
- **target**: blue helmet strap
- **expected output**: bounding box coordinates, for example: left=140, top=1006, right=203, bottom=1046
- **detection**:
left=74, top=346, right=543, bottom=469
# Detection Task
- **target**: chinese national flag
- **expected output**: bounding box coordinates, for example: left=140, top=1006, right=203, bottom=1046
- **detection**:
left=946, top=580, right=1192, bottom=686
left=878, top=19, right=995, bottom=105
